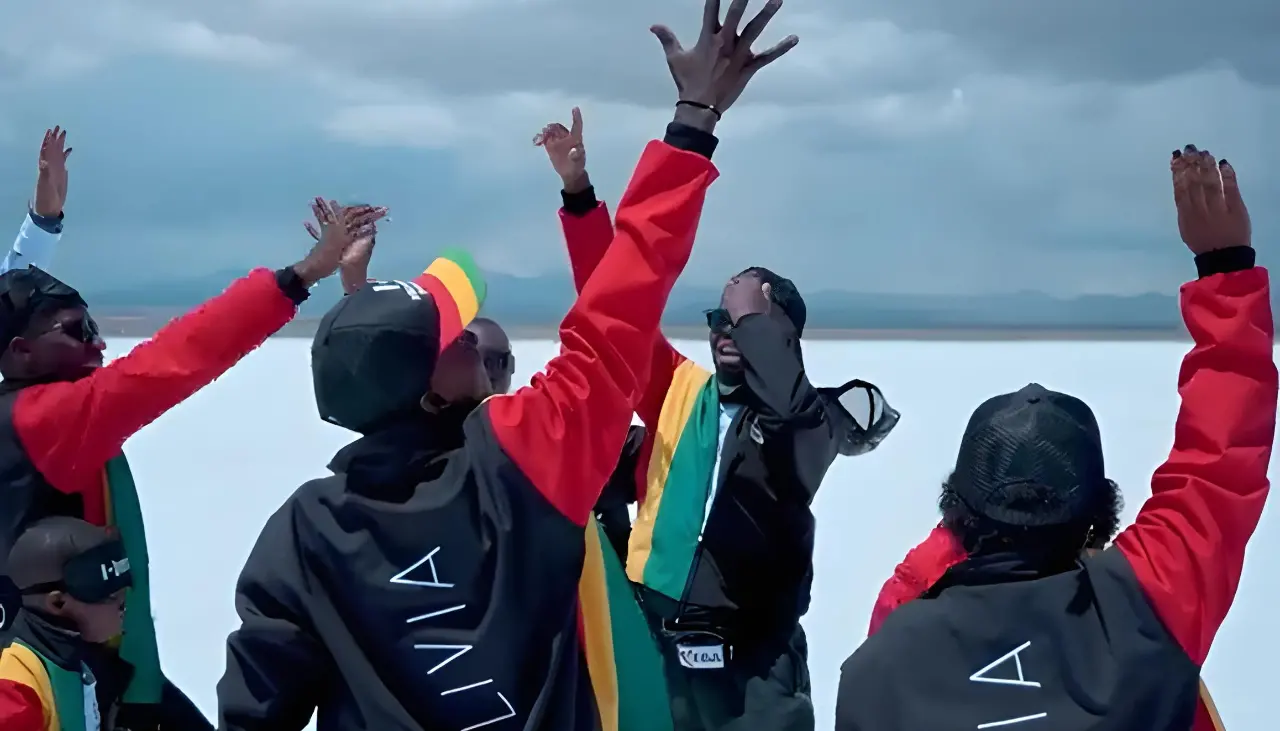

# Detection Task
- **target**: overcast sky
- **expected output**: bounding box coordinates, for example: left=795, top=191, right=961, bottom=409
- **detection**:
left=0, top=0, right=1276, bottom=296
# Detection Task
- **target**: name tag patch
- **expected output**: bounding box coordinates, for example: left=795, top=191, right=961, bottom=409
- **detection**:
left=677, top=644, right=726, bottom=669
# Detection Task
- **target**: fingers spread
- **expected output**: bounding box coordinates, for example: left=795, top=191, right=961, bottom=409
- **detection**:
left=702, top=0, right=722, bottom=39
left=722, top=0, right=749, bottom=36
left=650, top=25, right=683, bottom=55
left=737, top=0, right=782, bottom=51
left=747, top=34, right=799, bottom=70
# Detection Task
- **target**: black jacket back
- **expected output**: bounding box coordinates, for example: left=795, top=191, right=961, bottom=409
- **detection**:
left=216, top=414, right=597, bottom=731
left=836, top=549, right=1200, bottom=731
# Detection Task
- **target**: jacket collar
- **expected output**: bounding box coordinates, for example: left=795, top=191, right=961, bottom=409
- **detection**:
left=923, top=550, right=1081, bottom=598
left=10, top=609, right=85, bottom=671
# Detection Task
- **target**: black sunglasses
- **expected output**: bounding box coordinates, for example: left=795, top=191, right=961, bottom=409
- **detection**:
left=49, top=315, right=101, bottom=345
left=704, top=308, right=734, bottom=335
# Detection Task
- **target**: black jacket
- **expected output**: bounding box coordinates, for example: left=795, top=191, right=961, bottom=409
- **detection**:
left=216, top=412, right=597, bottom=731
left=215, top=132, right=721, bottom=731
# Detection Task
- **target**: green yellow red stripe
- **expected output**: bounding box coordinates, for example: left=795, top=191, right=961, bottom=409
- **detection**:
left=413, top=249, right=486, bottom=351
left=626, top=358, right=713, bottom=595
left=579, top=516, right=619, bottom=731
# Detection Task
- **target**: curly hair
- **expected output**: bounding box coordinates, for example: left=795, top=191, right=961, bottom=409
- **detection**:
left=938, top=473, right=1124, bottom=558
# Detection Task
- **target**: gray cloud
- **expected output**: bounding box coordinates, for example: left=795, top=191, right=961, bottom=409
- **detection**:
left=0, top=0, right=1276, bottom=298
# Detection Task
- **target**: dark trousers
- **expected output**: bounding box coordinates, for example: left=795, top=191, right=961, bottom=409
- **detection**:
left=640, top=593, right=814, bottom=731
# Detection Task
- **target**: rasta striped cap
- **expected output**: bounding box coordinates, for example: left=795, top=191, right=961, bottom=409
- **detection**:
left=310, top=249, right=488, bottom=433
left=411, top=248, right=488, bottom=351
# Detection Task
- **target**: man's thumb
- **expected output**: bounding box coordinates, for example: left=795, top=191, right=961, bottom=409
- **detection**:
left=650, top=25, right=682, bottom=55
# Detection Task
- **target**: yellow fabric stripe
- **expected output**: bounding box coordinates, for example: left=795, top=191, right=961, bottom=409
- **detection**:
left=579, top=516, right=618, bottom=731
left=626, top=359, right=711, bottom=583
left=1199, top=679, right=1225, bottom=731
left=1, top=644, right=59, bottom=731
left=425, top=257, right=480, bottom=325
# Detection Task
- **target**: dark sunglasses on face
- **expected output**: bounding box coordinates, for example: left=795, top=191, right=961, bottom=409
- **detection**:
left=49, top=315, right=101, bottom=345
left=704, top=308, right=734, bottom=335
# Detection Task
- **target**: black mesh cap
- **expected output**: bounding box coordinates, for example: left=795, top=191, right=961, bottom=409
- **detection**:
left=0, top=266, right=86, bottom=348
left=311, top=281, right=443, bottom=433
left=950, top=383, right=1107, bottom=527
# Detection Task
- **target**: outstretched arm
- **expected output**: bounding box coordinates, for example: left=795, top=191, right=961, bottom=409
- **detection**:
left=3, top=211, right=62, bottom=274
left=544, top=108, right=689, bottom=439
left=5, top=127, right=73, bottom=274
left=485, top=125, right=719, bottom=526
left=1113, top=252, right=1275, bottom=665
left=730, top=314, right=859, bottom=501
left=14, top=202, right=386, bottom=496
left=218, top=501, right=333, bottom=731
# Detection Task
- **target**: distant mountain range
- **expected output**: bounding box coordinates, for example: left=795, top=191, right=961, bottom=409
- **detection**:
left=78, top=268, right=1225, bottom=331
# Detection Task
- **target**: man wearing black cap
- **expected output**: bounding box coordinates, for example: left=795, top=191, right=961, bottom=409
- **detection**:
left=837, top=147, right=1275, bottom=731
left=0, top=517, right=135, bottom=731
left=214, top=2, right=799, bottom=729
left=0, top=200, right=384, bottom=730
left=538, top=110, right=900, bottom=731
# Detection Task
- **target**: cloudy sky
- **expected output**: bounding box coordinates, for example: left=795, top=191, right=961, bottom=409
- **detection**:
left=0, top=0, right=1276, bottom=297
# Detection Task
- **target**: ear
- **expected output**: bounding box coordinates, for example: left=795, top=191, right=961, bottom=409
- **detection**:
left=44, top=590, right=68, bottom=615
left=6, top=336, right=31, bottom=356
left=507, top=355, right=516, bottom=373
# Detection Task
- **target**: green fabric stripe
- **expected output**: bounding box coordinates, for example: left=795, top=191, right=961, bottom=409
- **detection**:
left=595, top=522, right=673, bottom=731
left=16, top=640, right=86, bottom=731
left=437, top=247, right=487, bottom=307
left=105, top=455, right=163, bottom=705
left=642, top=378, right=719, bottom=599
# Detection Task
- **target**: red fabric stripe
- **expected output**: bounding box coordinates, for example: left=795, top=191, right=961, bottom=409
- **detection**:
left=415, top=274, right=462, bottom=353
left=0, top=680, right=46, bottom=731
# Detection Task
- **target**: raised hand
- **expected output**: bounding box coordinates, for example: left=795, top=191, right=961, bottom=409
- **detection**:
left=32, top=127, right=72, bottom=217
left=293, top=198, right=388, bottom=286
left=304, top=200, right=380, bottom=294
left=1172, top=145, right=1250, bottom=255
left=533, top=107, right=589, bottom=193
left=650, top=0, right=798, bottom=128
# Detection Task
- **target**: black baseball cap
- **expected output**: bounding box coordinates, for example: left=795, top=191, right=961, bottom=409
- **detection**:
left=312, top=280, right=445, bottom=434
left=949, top=383, right=1107, bottom=527
left=0, top=266, right=86, bottom=348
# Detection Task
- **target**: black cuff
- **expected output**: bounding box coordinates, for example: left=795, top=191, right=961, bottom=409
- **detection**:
left=663, top=123, right=718, bottom=160
left=1195, top=246, right=1255, bottom=278
left=561, top=186, right=599, bottom=216
left=275, top=267, right=311, bottom=305
left=28, top=209, right=64, bottom=235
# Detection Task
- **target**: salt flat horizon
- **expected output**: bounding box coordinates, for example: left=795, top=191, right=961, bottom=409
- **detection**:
left=112, top=337, right=1279, bottom=729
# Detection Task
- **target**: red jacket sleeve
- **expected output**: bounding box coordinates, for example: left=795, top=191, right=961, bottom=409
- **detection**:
left=561, top=202, right=616, bottom=295
left=558, top=188, right=689, bottom=505
left=867, top=524, right=965, bottom=635
left=14, top=268, right=298, bottom=494
left=1113, top=266, right=1276, bottom=666
left=0, top=681, right=44, bottom=731
left=487, top=140, right=717, bottom=526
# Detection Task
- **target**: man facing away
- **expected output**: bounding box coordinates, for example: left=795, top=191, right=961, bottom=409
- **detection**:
left=213, top=2, right=798, bottom=729
left=836, top=146, right=1274, bottom=730
left=0, top=190, right=384, bottom=731
left=534, top=103, right=900, bottom=729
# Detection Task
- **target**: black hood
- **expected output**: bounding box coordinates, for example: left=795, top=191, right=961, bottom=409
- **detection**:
left=326, top=406, right=473, bottom=501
